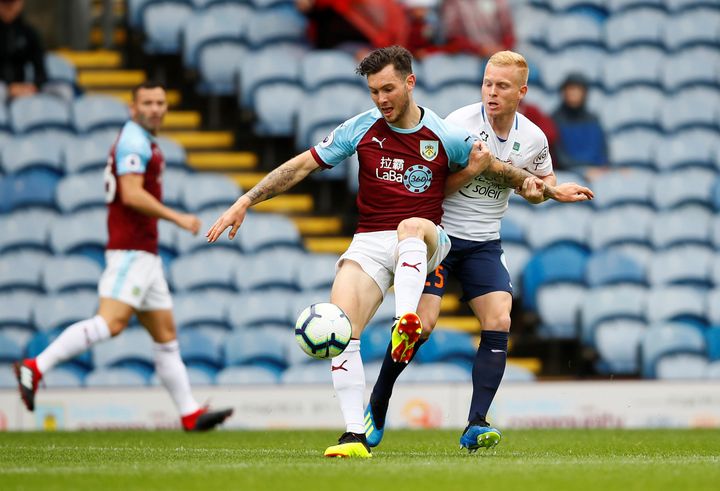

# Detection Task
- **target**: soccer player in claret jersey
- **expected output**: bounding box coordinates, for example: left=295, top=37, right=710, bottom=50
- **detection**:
left=365, top=51, right=593, bottom=452
left=207, top=46, right=590, bottom=458
left=14, top=83, right=233, bottom=431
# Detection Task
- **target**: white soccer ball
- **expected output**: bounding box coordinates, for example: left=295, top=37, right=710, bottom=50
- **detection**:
left=295, top=303, right=352, bottom=359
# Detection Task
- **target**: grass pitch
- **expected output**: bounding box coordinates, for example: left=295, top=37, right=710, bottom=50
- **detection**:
left=2, top=429, right=719, bottom=491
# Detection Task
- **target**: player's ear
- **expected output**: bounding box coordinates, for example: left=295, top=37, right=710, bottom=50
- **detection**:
left=406, top=73, right=416, bottom=90
left=519, top=84, right=528, bottom=100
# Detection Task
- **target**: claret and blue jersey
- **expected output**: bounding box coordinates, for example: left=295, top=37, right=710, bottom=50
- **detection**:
left=310, top=106, right=474, bottom=233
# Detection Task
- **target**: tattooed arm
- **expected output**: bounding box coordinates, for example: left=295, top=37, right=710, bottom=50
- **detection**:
left=206, top=150, right=320, bottom=241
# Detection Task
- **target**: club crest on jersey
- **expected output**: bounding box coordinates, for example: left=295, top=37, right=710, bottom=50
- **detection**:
left=403, top=164, right=432, bottom=193
left=419, top=140, right=439, bottom=161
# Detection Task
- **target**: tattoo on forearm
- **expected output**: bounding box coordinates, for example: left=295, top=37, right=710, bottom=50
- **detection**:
left=480, top=159, right=533, bottom=189
left=245, top=165, right=297, bottom=205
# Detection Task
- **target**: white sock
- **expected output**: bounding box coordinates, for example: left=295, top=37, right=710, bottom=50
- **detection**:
left=153, top=340, right=200, bottom=416
left=36, top=315, right=111, bottom=374
left=394, top=237, right=428, bottom=317
left=331, top=339, right=365, bottom=434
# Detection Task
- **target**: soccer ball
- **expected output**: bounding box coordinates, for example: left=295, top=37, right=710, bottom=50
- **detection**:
left=295, top=303, right=352, bottom=359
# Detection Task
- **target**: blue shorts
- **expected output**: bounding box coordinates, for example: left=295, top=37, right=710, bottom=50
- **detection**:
left=423, top=237, right=513, bottom=302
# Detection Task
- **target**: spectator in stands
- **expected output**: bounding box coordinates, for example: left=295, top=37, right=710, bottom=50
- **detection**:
left=552, top=73, right=608, bottom=179
left=0, top=0, right=47, bottom=99
left=295, top=0, right=373, bottom=57
left=439, top=0, right=515, bottom=57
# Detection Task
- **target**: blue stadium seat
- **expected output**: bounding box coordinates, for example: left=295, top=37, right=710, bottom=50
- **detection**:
left=659, top=87, right=719, bottom=132
left=141, top=0, right=194, bottom=54
left=414, top=329, right=477, bottom=364
left=72, top=95, right=129, bottom=134
left=514, top=5, right=552, bottom=45
left=64, top=133, right=115, bottom=174
left=287, top=289, right=333, bottom=327
left=173, top=291, right=232, bottom=330
left=536, top=284, right=587, bottom=338
left=646, top=286, right=708, bottom=326
left=160, top=166, right=188, bottom=210
left=605, top=0, right=665, bottom=14
left=42, top=365, right=86, bottom=388
left=592, top=171, right=654, bottom=209
left=655, top=352, right=710, bottom=380
left=418, top=53, right=484, bottom=91
left=55, top=172, right=106, bottom=213
left=9, top=94, right=71, bottom=133
left=156, top=136, right=187, bottom=168
left=594, top=318, right=646, bottom=374
left=0, top=250, right=50, bottom=293
left=648, top=245, right=714, bottom=288
left=0, top=332, right=23, bottom=363
left=539, top=46, right=605, bottom=92
left=216, top=365, right=281, bottom=385
left=296, top=253, right=338, bottom=291
left=544, top=13, right=604, bottom=51
left=245, top=7, right=307, bottom=48
left=398, top=362, right=471, bottom=383
left=235, top=212, right=302, bottom=253
left=600, top=86, right=663, bottom=133
left=238, top=248, right=303, bottom=292
left=85, top=366, right=150, bottom=387
left=252, top=82, right=305, bottom=137
left=180, top=173, right=240, bottom=212
left=580, top=284, right=647, bottom=345
left=182, top=9, right=247, bottom=70
left=604, top=7, right=667, bottom=50
left=41, top=255, right=102, bottom=293
left=227, top=290, right=293, bottom=329
left=174, top=206, right=245, bottom=255
left=1, top=134, right=64, bottom=177
left=607, top=129, right=661, bottom=170
left=178, top=329, right=223, bottom=369
left=280, top=360, right=330, bottom=384
left=224, top=327, right=288, bottom=369
left=0, top=364, right=17, bottom=388
left=295, top=85, right=366, bottom=149
left=705, top=326, right=720, bottom=361
left=169, top=248, right=242, bottom=292
left=238, top=45, right=305, bottom=108
left=0, top=291, right=39, bottom=330
left=707, top=289, right=720, bottom=328
left=425, top=84, right=482, bottom=119
left=197, top=41, right=249, bottom=95
left=2, top=173, right=60, bottom=212
left=502, top=243, right=531, bottom=296
left=300, top=50, right=362, bottom=91
left=590, top=205, right=654, bottom=251
left=585, top=249, right=647, bottom=287
left=651, top=206, right=712, bottom=249
left=601, top=46, right=664, bottom=92
left=0, top=208, right=57, bottom=253
left=93, top=328, right=155, bottom=374
left=661, top=47, right=720, bottom=92
left=641, top=321, right=706, bottom=378
left=359, top=323, right=391, bottom=363
left=526, top=206, right=593, bottom=249
left=653, top=135, right=717, bottom=174
left=49, top=208, right=108, bottom=266
left=43, top=53, right=77, bottom=101
left=33, top=292, right=98, bottom=333
left=522, top=243, right=590, bottom=311
left=663, top=8, right=720, bottom=50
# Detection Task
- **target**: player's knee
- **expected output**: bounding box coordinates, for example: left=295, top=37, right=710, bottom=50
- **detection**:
left=397, top=218, right=424, bottom=240
left=482, top=313, right=511, bottom=332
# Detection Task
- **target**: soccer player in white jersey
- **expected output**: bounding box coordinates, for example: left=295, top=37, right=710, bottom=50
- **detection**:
left=207, top=46, right=592, bottom=458
left=365, top=51, right=594, bottom=452
left=14, top=83, right=233, bottom=431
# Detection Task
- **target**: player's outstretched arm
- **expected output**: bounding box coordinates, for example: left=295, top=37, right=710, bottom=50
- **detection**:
left=543, top=182, right=594, bottom=202
left=206, top=150, right=320, bottom=242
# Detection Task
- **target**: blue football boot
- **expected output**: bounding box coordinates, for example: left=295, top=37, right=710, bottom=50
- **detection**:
left=459, top=423, right=501, bottom=453
left=364, top=404, right=384, bottom=448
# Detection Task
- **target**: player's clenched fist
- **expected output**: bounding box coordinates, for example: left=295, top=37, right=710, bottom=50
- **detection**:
left=468, top=140, right=493, bottom=175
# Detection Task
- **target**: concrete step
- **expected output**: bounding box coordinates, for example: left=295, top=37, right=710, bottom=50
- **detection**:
left=159, top=131, right=234, bottom=150
left=78, top=69, right=145, bottom=88
left=187, top=152, right=257, bottom=171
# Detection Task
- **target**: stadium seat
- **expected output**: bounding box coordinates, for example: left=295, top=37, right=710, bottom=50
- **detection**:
left=245, top=7, right=307, bottom=48
left=661, top=47, right=720, bottom=92
left=41, top=255, right=103, bottom=293
left=300, top=50, right=363, bottom=91
left=358, top=323, right=391, bottom=363
left=648, top=245, right=714, bottom=288
left=55, top=172, right=106, bottom=213
left=161, top=166, right=188, bottom=210
left=180, top=173, right=241, bottom=212
left=659, top=87, right=719, bottom=132
left=238, top=45, right=305, bottom=108
left=653, top=135, right=717, bottom=174
left=589, top=205, right=654, bottom=250
left=235, top=212, right=302, bottom=253
left=662, top=8, right=720, bottom=50
left=580, top=284, right=647, bottom=345
left=9, top=94, right=71, bottom=133
left=295, top=85, right=366, bottom=149
left=2, top=173, right=60, bottom=212
left=425, top=84, right=482, bottom=119
left=705, top=326, right=720, bottom=361
left=64, top=134, right=114, bottom=174
left=539, top=46, right=605, bottom=92
left=280, top=360, right=330, bottom=384
left=173, top=291, right=232, bottom=330
left=252, top=82, right=305, bottom=137
left=0, top=291, right=39, bottom=330
left=522, top=243, right=590, bottom=311
left=178, top=329, right=223, bottom=370
left=601, top=46, right=665, bottom=92
left=141, top=0, right=194, bottom=54
left=594, top=318, right=646, bottom=374
left=296, top=253, right=339, bottom=291
left=182, top=9, right=246, bottom=70
left=0, top=208, right=57, bottom=253
left=591, top=170, right=654, bottom=209
left=525, top=206, right=593, bottom=249
left=85, top=366, right=150, bottom=387
left=600, top=86, right=663, bottom=133
left=585, top=249, right=646, bottom=287
left=224, top=327, right=288, bottom=369
left=501, top=243, right=531, bottom=296
left=604, top=7, right=667, bottom=50
left=398, top=362, right=471, bottom=383
left=216, top=365, right=281, bottom=385
left=640, top=321, right=707, bottom=378
left=44, top=53, right=77, bottom=101
left=197, top=41, right=249, bottom=95
left=72, top=95, right=129, bottom=134
left=238, top=248, right=304, bottom=292
left=544, top=13, right=604, bottom=51
left=0, top=134, right=64, bottom=177
left=0, top=250, right=50, bottom=293
left=646, top=286, right=708, bottom=325
left=49, top=208, right=108, bottom=266
left=169, top=248, right=242, bottom=292
left=513, top=4, right=551, bottom=45
left=33, top=291, right=98, bottom=333
left=286, top=289, right=333, bottom=326
left=93, top=328, right=155, bottom=373
left=414, top=329, right=477, bottom=364
left=156, top=136, right=187, bottom=168
left=42, top=365, right=86, bottom=388
left=173, top=206, right=245, bottom=255
left=418, top=53, right=484, bottom=91
left=655, top=352, right=710, bottom=380
left=227, top=290, right=294, bottom=329
left=607, top=129, right=661, bottom=170
left=0, top=333, right=23, bottom=363
left=536, top=284, right=587, bottom=339
left=650, top=206, right=713, bottom=249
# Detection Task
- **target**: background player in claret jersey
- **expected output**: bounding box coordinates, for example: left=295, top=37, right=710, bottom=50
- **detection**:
left=365, top=51, right=594, bottom=452
left=14, top=82, right=233, bottom=432
left=207, top=45, right=586, bottom=458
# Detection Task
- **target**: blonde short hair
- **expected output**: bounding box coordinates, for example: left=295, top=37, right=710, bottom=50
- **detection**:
left=486, top=51, right=529, bottom=86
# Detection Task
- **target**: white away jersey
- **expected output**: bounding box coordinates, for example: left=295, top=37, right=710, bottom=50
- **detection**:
left=442, top=103, right=553, bottom=241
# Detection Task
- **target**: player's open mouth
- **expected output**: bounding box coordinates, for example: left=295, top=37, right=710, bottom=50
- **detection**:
left=381, top=107, right=393, bottom=116
left=487, top=102, right=499, bottom=109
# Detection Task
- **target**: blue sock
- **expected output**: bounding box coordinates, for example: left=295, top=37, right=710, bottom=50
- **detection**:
left=468, top=330, right=508, bottom=425
left=369, top=337, right=426, bottom=429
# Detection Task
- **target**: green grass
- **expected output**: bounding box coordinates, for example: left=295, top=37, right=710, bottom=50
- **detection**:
left=1, top=429, right=719, bottom=490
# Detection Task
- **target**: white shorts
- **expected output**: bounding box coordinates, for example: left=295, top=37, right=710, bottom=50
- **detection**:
left=98, top=250, right=173, bottom=311
left=337, top=226, right=452, bottom=295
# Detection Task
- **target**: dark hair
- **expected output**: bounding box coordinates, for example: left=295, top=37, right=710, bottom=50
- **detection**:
left=355, top=45, right=414, bottom=78
left=131, top=81, right=166, bottom=100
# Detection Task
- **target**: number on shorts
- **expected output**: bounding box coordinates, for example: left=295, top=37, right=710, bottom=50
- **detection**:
left=425, top=265, right=444, bottom=288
